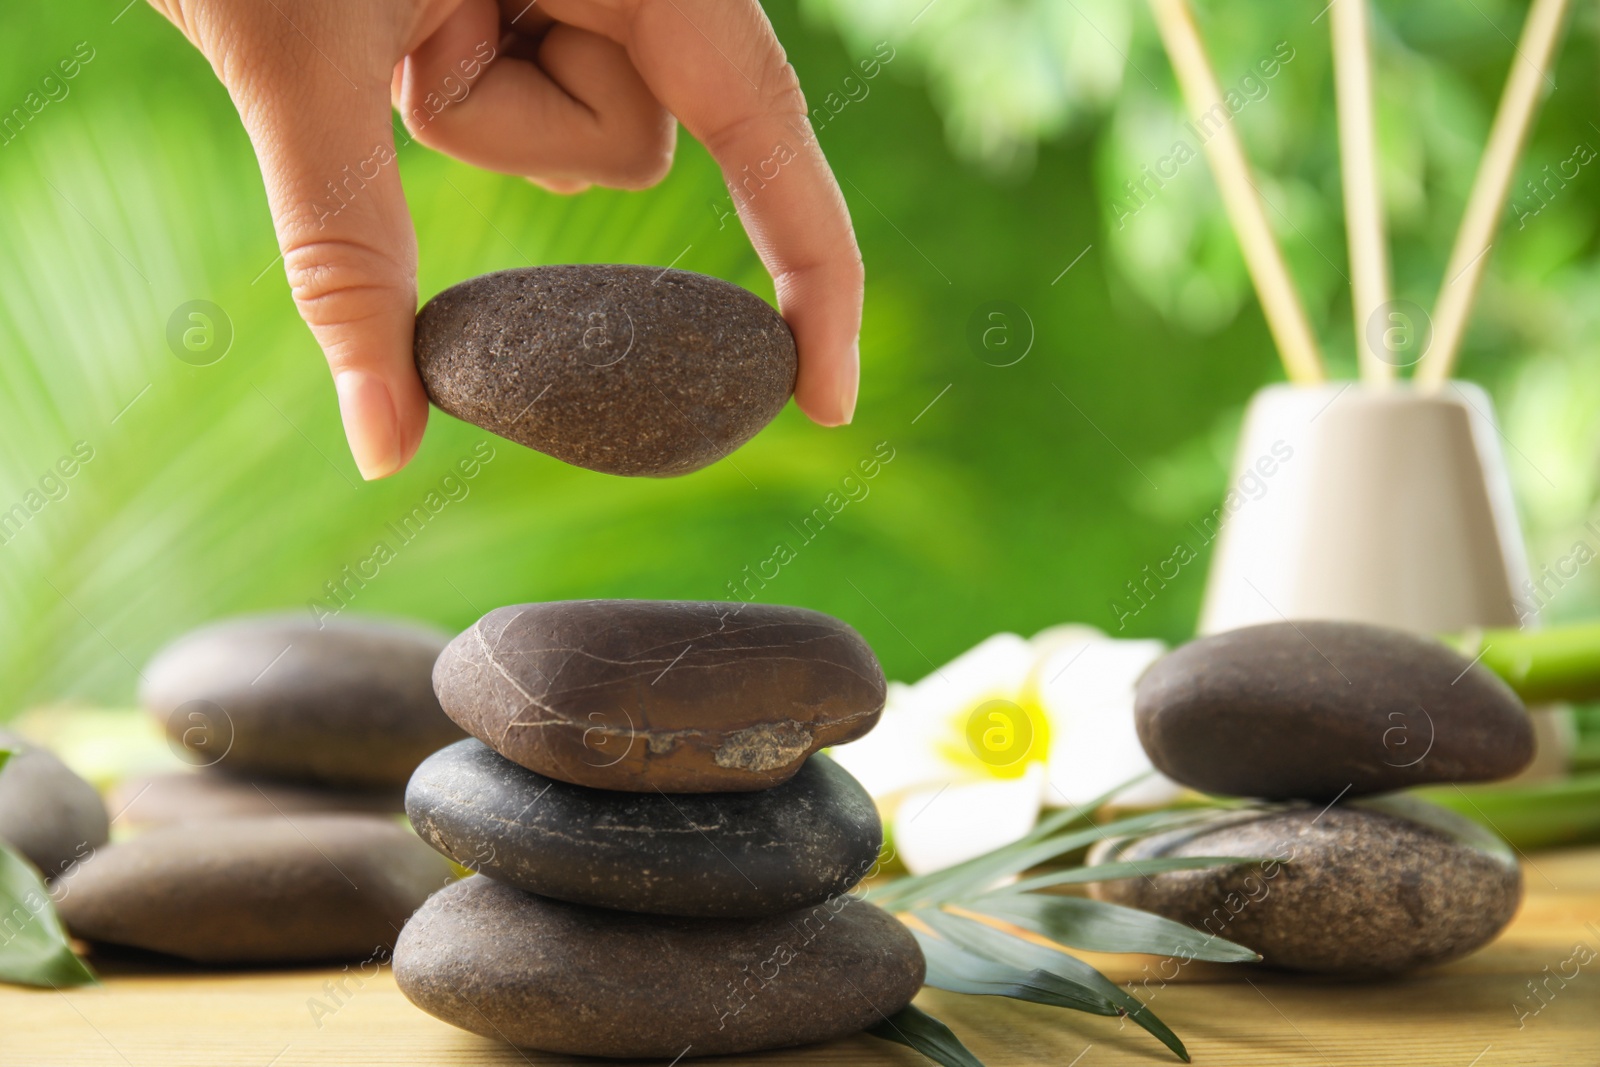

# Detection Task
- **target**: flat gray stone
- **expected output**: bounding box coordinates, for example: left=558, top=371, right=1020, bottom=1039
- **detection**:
left=394, top=876, right=924, bottom=1058
left=414, top=266, right=796, bottom=477
left=1135, top=620, right=1534, bottom=800
left=141, top=614, right=463, bottom=788
left=433, top=600, right=885, bottom=792
left=0, top=731, right=108, bottom=879
left=56, top=815, right=455, bottom=964
left=109, top=771, right=404, bottom=828
left=408, top=740, right=882, bottom=917
left=1088, top=797, right=1522, bottom=974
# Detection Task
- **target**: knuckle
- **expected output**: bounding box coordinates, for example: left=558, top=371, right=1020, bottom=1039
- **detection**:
left=602, top=123, right=676, bottom=190
left=282, top=238, right=408, bottom=328
left=764, top=61, right=808, bottom=114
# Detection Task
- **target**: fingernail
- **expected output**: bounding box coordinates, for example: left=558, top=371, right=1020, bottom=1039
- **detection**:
left=838, top=340, right=859, bottom=425
left=334, top=371, right=403, bottom=480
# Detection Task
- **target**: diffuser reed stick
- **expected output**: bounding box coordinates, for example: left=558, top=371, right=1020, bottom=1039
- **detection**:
left=1416, top=0, right=1571, bottom=388
left=1332, top=0, right=1393, bottom=385
left=1148, top=0, right=1327, bottom=384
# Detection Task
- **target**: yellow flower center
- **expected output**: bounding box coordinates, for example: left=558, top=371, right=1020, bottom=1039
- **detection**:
left=938, top=689, right=1052, bottom=780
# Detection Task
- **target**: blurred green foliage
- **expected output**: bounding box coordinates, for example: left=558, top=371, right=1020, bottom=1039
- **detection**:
left=1, top=1, right=1598, bottom=713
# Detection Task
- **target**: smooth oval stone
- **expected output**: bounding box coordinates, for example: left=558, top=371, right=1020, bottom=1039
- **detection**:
left=1135, top=620, right=1533, bottom=800
left=408, top=740, right=882, bottom=917
left=434, top=600, right=886, bottom=792
left=414, top=266, right=797, bottom=477
left=1088, top=797, right=1521, bottom=974
left=394, top=876, right=924, bottom=1057
left=140, top=614, right=464, bottom=788
left=56, top=815, right=455, bottom=963
left=0, top=731, right=108, bottom=879
left=109, top=771, right=404, bottom=828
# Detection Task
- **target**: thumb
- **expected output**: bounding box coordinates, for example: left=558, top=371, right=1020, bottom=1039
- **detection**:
left=231, top=49, right=426, bottom=480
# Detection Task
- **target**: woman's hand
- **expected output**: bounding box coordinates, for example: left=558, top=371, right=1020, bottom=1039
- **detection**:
left=150, top=0, right=863, bottom=478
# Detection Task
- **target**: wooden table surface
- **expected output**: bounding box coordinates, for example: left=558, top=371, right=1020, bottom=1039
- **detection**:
left=5, top=847, right=1599, bottom=1067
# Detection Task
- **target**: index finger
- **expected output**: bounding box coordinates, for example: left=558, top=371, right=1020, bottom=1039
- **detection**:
left=547, top=0, right=863, bottom=426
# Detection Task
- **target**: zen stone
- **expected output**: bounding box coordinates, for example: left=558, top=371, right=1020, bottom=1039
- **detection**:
left=56, top=815, right=454, bottom=963
left=394, top=876, right=924, bottom=1058
left=434, top=600, right=885, bottom=792
left=141, top=614, right=464, bottom=788
left=1134, top=620, right=1533, bottom=800
left=408, top=740, right=882, bottom=917
left=1088, top=798, right=1522, bottom=974
left=0, top=731, right=108, bottom=879
left=414, top=266, right=797, bottom=477
left=109, top=771, right=404, bottom=828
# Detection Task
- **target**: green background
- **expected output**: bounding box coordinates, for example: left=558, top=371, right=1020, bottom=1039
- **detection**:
left=2, top=0, right=1598, bottom=712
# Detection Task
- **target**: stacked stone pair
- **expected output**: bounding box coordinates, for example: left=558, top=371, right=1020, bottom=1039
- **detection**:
left=58, top=616, right=462, bottom=963
left=395, top=601, right=926, bottom=1059
left=1091, top=620, right=1535, bottom=975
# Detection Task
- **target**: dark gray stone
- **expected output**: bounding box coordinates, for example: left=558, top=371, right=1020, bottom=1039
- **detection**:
left=1088, top=797, right=1522, bottom=974
left=433, top=600, right=885, bottom=792
left=109, top=771, right=404, bottom=828
left=414, top=266, right=797, bottom=477
left=393, top=876, right=924, bottom=1058
left=140, top=614, right=464, bottom=788
left=0, top=731, right=108, bottom=879
left=56, top=815, right=456, bottom=964
left=408, top=741, right=883, bottom=917
left=1134, top=620, right=1534, bottom=800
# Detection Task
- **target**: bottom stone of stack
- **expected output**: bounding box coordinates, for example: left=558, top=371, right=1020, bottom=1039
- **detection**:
left=394, top=875, right=926, bottom=1058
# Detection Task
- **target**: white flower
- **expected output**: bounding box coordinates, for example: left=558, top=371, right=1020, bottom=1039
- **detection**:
left=829, top=625, right=1182, bottom=875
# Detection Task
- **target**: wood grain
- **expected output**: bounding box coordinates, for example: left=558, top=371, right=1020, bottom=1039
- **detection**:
left=5, top=848, right=1599, bottom=1066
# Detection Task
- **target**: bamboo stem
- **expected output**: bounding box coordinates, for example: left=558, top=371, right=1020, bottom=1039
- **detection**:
left=1416, top=775, right=1600, bottom=851
left=1148, top=0, right=1327, bottom=384
left=1416, top=0, right=1571, bottom=388
left=1449, top=621, right=1600, bottom=705
left=1332, top=0, right=1393, bottom=385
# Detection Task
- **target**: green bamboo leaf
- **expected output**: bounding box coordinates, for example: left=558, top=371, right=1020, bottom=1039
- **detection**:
left=1002, top=854, right=1271, bottom=896
left=865, top=1003, right=986, bottom=1067
left=868, top=775, right=1159, bottom=910
left=915, top=909, right=1190, bottom=1062
left=1021, top=772, right=1156, bottom=842
left=874, top=808, right=1225, bottom=910
left=0, top=841, right=96, bottom=988
left=912, top=927, right=1121, bottom=1016
left=972, top=893, right=1259, bottom=963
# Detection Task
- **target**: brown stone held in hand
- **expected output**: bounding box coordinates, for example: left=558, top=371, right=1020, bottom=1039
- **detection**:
left=1134, top=619, right=1534, bottom=801
left=432, top=600, right=887, bottom=792
left=414, top=265, right=797, bottom=477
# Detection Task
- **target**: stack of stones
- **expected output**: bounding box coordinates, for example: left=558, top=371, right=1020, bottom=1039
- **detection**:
left=1091, top=620, right=1534, bottom=974
left=57, top=615, right=461, bottom=963
left=395, top=600, right=926, bottom=1059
